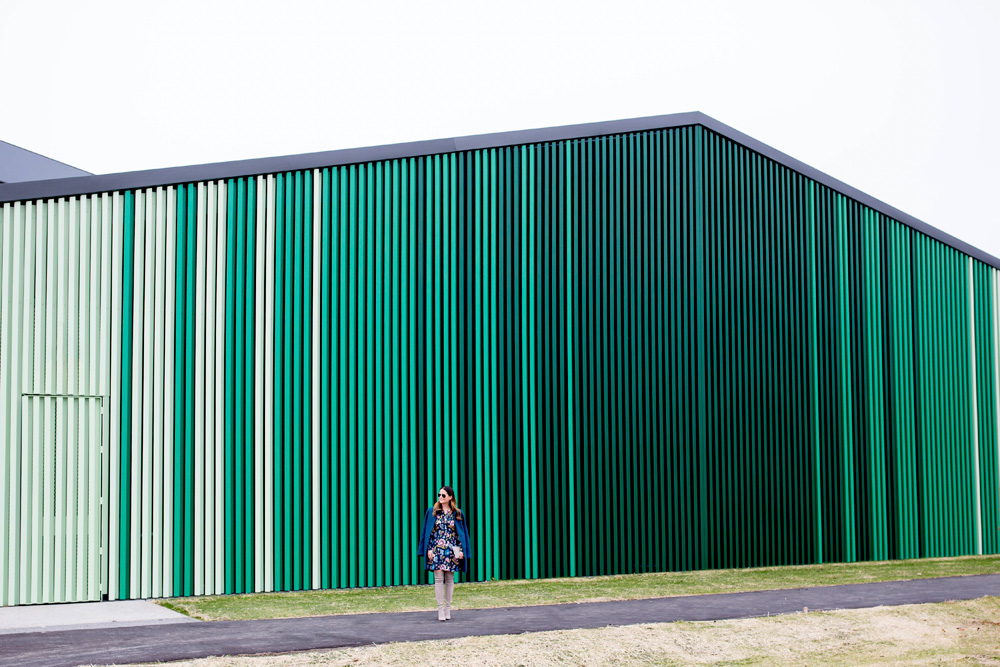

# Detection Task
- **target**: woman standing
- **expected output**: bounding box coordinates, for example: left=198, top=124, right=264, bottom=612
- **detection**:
left=417, top=485, right=471, bottom=621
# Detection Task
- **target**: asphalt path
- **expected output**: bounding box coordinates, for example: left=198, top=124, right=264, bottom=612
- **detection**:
left=3, top=574, right=999, bottom=667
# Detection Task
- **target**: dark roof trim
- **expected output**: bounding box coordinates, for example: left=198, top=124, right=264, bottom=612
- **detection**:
left=2, top=111, right=996, bottom=269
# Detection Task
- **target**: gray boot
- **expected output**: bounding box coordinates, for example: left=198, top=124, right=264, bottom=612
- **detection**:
left=434, top=571, right=446, bottom=621
left=444, top=571, right=454, bottom=620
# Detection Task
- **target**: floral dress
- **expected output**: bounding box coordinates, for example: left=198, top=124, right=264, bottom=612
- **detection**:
left=425, top=510, right=462, bottom=572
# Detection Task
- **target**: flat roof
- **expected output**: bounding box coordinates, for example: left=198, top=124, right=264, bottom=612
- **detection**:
left=1, top=111, right=996, bottom=269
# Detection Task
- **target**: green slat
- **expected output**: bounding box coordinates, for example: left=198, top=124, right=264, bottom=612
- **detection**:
left=224, top=178, right=237, bottom=593
left=119, top=190, right=135, bottom=600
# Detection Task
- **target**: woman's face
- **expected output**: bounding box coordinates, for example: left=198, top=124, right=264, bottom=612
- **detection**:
left=438, top=488, right=451, bottom=505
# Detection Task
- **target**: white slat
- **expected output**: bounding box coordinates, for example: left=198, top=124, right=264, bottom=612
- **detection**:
left=163, top=187, right=177, bottom=598
left=204, top=180, right=217, bottom=595
left=152, top=187, right=167, bottom=597
left=0, top=203, right=9, bottom=606
left=9, top=202, right=27, bottom=604
left=75, top=198, right=91, bottom=602
left=29, top=396, right=44, bottom=602
left=140, top=189, right=156, bottom=598
left=93, top=193, right=110, bottom=601
left=87, top=398, right=103, bottom=600
left=108, top=193, right=124, bottom=600
left=214, top=180, right=227, bottom=594
left=53, top=199, right=69, bottom=601
left=0, top=202, right=19, bottom=605
left=264, top=174, right=276, bottom=592
left=41, top=200, right=57, bottom=601
left=31, top=202, right=45, bottom=395
left=129, top=190, right=145, bottom=598
left=195, top=182, right=208, bottom=595
left=66, top=198, right=81, bottom=600
left=21, top=203, right=38, bottom=603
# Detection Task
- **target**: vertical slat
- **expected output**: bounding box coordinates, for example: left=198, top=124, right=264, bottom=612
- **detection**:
left=214, top=180, right=227, bottom=594
left=163, top=187, right=177, bottom=597
left=94, top=193, right=110, bottom=601
left=185, top=183, right=198, bottom=596
left=255, top=175, right=266, bottom=592
left=389, top=161, right=400, bottom=586
left=312, top=169, right=322, bottom=589
left=31, top=392, right=45, bottom=602
left=42, top=199, right=57, bottom=602
left=0, top=202, right=11, bottom=606
left=565, top=141, right=577, bottom=577
left=229, top=177, right=242, bottom=595
left=0, top=203, right=6, bottom=605
left=55, top=198, right=71, bottom=602
left=75, top=198, right=90, bottom=602
left=969, top=258, right=983, bottom=554
left=264, top=174, right=276, bottom=592
left=88, top=398, right=102, bottom=599
left=473, top=151, right=484, bottom=581
left=203, top=180, right=217, bottom=596
left=18, top=225, right=33, bottom=603
left=151, top=188, right=167, bottom=598
left=2, top=202, right=24, bottom=605
left=194, top=182, right=207, bottom=595
left=19, top=201, right=37, bottom=604
left=404, top=159, right=416, bottom=585
left=128, top=190, right=145, bottom=598
left=140, top=189, right=156, bottom=598
left=489, top=148, right=499, bottom=576
left=108, top=192, right=123, bottom=600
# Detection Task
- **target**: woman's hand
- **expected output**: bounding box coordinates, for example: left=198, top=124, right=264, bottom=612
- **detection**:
left=427, top=550, right=433, bottom=560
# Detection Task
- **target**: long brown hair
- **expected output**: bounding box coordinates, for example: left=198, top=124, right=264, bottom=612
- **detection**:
left=433, top=485, right=463, bottom=519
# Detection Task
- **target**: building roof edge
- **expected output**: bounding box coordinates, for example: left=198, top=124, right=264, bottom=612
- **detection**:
left=2, top=111, right=996, bottom=269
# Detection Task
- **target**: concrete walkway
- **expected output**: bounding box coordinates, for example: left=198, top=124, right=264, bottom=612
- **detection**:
left=2, top=574, right=999, bottom=667
left=0, top=599, right=195, bottom=635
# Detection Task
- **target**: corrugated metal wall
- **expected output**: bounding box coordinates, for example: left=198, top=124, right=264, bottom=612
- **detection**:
left=0, top=195, right=114, bottom=604
left=1, top=125, right=998, bottom=606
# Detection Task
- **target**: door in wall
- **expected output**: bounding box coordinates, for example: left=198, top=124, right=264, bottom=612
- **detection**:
left=10, top=395, right=105, bottom=605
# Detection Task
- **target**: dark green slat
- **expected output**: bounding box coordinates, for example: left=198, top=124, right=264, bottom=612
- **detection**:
left=119, top=190, right=135, bottom=600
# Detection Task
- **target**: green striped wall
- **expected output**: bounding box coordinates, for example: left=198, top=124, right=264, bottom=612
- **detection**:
left=1, top=124, right=998, bottom=606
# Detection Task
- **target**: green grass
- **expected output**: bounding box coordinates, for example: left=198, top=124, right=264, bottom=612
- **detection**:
left=156, top=554, right=1000, bottom=621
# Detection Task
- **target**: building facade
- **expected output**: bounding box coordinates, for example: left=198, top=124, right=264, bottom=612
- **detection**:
left=0, top=113, right=998, bottom=606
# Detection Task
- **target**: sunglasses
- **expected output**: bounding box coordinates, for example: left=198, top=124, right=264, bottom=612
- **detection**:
left=438, top=493, right=449, bottom=498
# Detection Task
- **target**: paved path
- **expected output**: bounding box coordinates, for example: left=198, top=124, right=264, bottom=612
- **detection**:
left=3, top=574, right=999, bottom=667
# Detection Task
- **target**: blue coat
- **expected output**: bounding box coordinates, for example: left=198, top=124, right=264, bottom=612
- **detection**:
left=417, top=507, right=472, bottom=573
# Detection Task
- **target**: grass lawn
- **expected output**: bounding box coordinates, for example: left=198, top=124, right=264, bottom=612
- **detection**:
left=157, top=554, right=1000, bottom=621
left=113, top=596, right=1000, bottom=666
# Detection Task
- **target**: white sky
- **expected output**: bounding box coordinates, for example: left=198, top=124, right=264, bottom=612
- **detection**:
left=2, top=0, right=998, bottom=259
